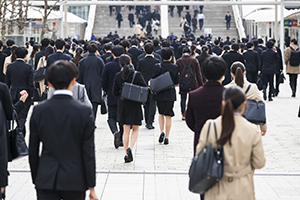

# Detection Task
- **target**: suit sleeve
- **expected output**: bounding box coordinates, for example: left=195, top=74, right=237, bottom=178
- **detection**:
left=28, top=66, right=34, bottom=97
left=101, top=65, right=108, bottom=93
left=5, top=65, right=11, bottom=88
left=82, top=108, right=96, bottom=188
left=284, top=47, right=291, bottom=65
left=1, top=84, right=24, bottom=120
left=137, top=72, right=147, bottom=87
left=277, top=48, right=283, bottom=70
left=29, top=107, right=41, bottom=184
left=251, top=128, right=266, bottom=170
left=185, top=93, right=195, bottom=132
left=112, top=74, right=121, bottom=97
left=76, top=60, right=84, bottom=84
left=194, top=59, right=203, bottom=87
left=174, top=66, right=180, bottom=85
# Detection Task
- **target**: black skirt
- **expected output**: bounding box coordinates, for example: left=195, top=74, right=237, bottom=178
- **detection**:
left=117, top=99, right=143, bottom=126
left=156, top=101, right=175, bottom=117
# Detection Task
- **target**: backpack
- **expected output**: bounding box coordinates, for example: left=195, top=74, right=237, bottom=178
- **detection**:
left=179, top=58, right=195, bottom=91
left=289, top=47, right=300, bottom=67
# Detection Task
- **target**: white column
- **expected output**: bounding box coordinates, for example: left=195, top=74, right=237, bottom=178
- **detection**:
left=64, top=4, right=68, bottom=38
left=160, top=0, right=169, bottom=38
left=60, top=5, right=64, bottom=38
left=280, top=0, right=284, bottom=63
left=275, top=0, right=278, bottom=41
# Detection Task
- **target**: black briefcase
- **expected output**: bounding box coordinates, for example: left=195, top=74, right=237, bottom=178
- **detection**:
left=149, top=64, right=174, bottom=94
left=244, top=100, right=266, bottom=125
left=256, top=75, right=263, bottom=91
left=121, top=72, right=148, bottom=103
left=298, top=106, right=300, bottom=118
left=279, top=72, right=285, bottom=84
left=34, top=67, right=46, bottom=82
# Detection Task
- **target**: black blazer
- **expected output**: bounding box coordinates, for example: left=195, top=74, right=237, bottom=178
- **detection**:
left=222, top=51, right=244, bottom=85
left=0, top=51, right=7, bottom=82
left=101, top=58, right=121, bottom=106
left=2, top=48, right=11, bottom=57
left=5, top=60, right=34, bottom=100
left=101, top=52, right=112, bottom=64
left=128, top=46, right=143, bottom=68
left=225, top=14, right=231, bottom=22
left=212, top=46, right=222, bottom=56
left=260, top=49, right=279, bottom=74
left=243, top=49, right=259, bottom=72
left=254, top=46, right=263, bottom=57
left=77, top=54, right=105, bottom=104
left=46, top=51, right=72, bottom=69
left=138, top=52, right=162, bottom=62
left=29, top=94, right=95, bottom=191
left=152, top=61, right=179, bottom=102
left=137, top=56, right=160, bottom=83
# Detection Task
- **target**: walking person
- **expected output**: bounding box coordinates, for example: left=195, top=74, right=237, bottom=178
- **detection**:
left=128, top=10, right=135, bottom=28
left=191, top=15, right=198, bottom=33
left=185, top=11, right=191, bottom=25
left=113, top=59, right=146, bottom=163
left=225, top=11, right=231, bottom=30
left=152, top=18, right=159, bottom=35
left=34, top=38, right=50, bottom=68
left=0, top=41, right=7, bottom=83
left=284, top=38, right=300, bottom=97
left=152, top=48, right=179, bottom=145
left=29, top=61, right=98, bottom=200
left=243, top=42, right=260, bottom=83
left=195, top=86, right=266, bottom=200
left=196, top=45, right=210, bottom=83
left=2, top=39, right=14, bottom=57
left=3, top=45, right=17, bottom=75
left=197, top=12, right=205, bottom=30
left=116, top=11, right=123, bottom=28
left=269, top=39, right=283, bottom=97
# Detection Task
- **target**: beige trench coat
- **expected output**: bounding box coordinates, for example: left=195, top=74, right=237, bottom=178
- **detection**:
left=196, top=116, right=266, bottom=200
left=285, top=44, right=300, bottom=74
left=3, top=56, right=11, bottom=75
left=225, top=79, right=267, bottom=131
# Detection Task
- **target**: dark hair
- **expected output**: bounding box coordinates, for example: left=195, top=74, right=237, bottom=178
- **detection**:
left=46, top=61, right=76, bottom=89
left=6, top=39, right=15, bottom=47
left=55, top=39, right=66, bottom=50
left=161, top=40, right=170, bottom=47
left=131, top=39, right=139, bottom=46
left=202, top=56, right=226, bottom=81
left=223, top=45, right=230, bottom=54
left=231, top=43, right=239, bottom=51
left=0, top=40, right=3, bottom=49
left=161, top=47, right=173, bottom=60
left=246, top=42, right=254, bottom=49
left=258, top=38, right=264, bottom=44
left=190, top=45, right=196, bottom=56
left=50, top=39, right=55, bottom=47
left=182, top=47, right=191, bottom=54
left=291, top=39, right=298, bottom=45
left=103, top=43, right=112, bottom=51
left=253, top=40, right=259, bottom=47
left=73, top=47, right=83, bottom=66
left=220, top=41, right=224, bottom=48
left=15, top=47, right=28, bottom=59
left=199, top=45, right=209, bottom=62
left=11, top=45, right=18, bottom=62
left=266, top=41, right=274, bottom=49
left=144, top=42, right=154, bottom=54
left=87, top=42, right=98, bottom=53
left=214, top=40, right=220, bottom=46
left=231, top=61, right=245, bottom=88
left=217, top=87, right=246, bottom=146
left=45, top=46, right=54, bottom=60
left=65, top=43, right=70, bottom=50
left=119, top=54, right=131, bottom=68
left=112, top=45, right=125, bottom=57
left=30, top=44, right=40, bottom=59
left=120, top=40, right=130, bottom=50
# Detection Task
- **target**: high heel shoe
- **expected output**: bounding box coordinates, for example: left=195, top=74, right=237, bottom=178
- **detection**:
left=127, top=148, right=133, bottom=162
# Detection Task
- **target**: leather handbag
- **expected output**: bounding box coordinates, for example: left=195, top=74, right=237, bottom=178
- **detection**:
left=244, top=84, right=266, bottom=125
left=121, top=71, right=148, bottom=103
left=34, top=67, right=46, bottom=82
left=188, top=120, right=224, bottom=194
left=149, top=64, right=174, bottom=94
left=279, top=72, right=285, bottom=84
left=101, top=94, right=108, bottom=115
left=8, top=110, right=29, bottom=161
left=256, top=74, right=263, bottom=91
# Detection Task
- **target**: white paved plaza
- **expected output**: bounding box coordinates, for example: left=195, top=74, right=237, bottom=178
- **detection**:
left=5, top=78, right=300, bottom=200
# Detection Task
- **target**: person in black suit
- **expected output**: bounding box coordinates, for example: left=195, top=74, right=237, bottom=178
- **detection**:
left=185, top=11, right=191, bottom=25
left=128, top=39, right=143, bottom=69
left=222, top=43, right=245, bottom=85
left=6, top=47, right=34, bottom=136
left=224, top=36, right=231, bottom=46
left=0, top=41, right=7, bottom=83
left=258, top=38, right=267, bottom=51
left=29, top=61, right=97, bottom=200
left=34, top=38, right=50, bottom=69
left=2, top=39, right=14, bottom=57
left=101, top=45, right=124, bottom=149
left=137, top=43, right=160, bottom=130
left=259, top=41, right=279, bottom=101
left=152, top=48, right=179, bottom=145
left=243, top=42, right=259, bottom=83
left=116, top=12, right=123, bottom=28
left=77, top=42, right=104, bottom=121
left=212, top=40, right=222, bottom=56
left=137, top=40, right=162, bottom=62
left=176, top=40, right=188, bottom=60
left=64, top=43, right=74, bottom=58
left=270, top=39, right=283, bottom=97
left=225, top=11, right=231, bottom=30
left=101, top=44, right=113, bottom=64
left=253, top=39, right=263, bottom=57
left=128, top=10, right=135, bottom=28
left=170, top=37, right=180, bottom=59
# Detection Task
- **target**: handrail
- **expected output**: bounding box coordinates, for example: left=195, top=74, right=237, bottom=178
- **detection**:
left=231, top=0, right=246, bottom=39
left=84, top=0, right=97, bottom=40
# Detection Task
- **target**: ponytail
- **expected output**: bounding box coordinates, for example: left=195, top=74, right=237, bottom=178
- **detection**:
left=217, top=99, right=235, bottom=146
left=234, top=67, right=244, bottom=88
left=122, top=64, right=134, bottom=80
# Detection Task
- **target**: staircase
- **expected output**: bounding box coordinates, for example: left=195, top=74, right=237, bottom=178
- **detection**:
left=92, top=1, right=239, bottom=40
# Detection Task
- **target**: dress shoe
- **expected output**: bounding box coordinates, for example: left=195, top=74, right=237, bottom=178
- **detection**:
left=268, top=97, right=273, bottom=101
left=158, top=132, right=165, bottom=143
left=263, top=91, right=267, bottom=101
left=124, top=155, right=131, bottom=163
left=292, top=91, right=296, bottom=97
left=146, top=124, right=155, bottom=130
left=114, top=132, right=120, bottom=149
left=127, top=148, right=133, bottom=162
left=164, top=138, right=169, bottom=145
left=182, top=114, right=185, bottom=121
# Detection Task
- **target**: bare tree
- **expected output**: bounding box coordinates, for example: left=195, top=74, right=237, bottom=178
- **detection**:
left=40, top=0, right=61, bottom=39
left=17, top=0, right=30, bottom=35
left=7, top=0, right=17, bottom=35
left=0, top=0, right=8, bottom=40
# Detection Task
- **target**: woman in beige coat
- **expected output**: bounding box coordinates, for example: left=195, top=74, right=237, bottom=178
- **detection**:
left=225, top=61, right=267, bottom=135
left=196, top=86, right=266, bottom=200
left=3, top=46, right=17, bottom=75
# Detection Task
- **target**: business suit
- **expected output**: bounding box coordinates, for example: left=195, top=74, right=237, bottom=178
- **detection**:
left=2, top=47, right=11, bottom=57
left=137, top=52, right=162, bottom=62
left=137, top=55, right=160, bottom=126
left=212, top=46, right=222, bottom=56
left=225, top=14, right=231, bottom=29
left=101, top=52, right=112, bottom=64
left=0, top=51, right=7, bottom=83
left=196, top=115, right=265, bottom=200
left=6, top=59, right=34, bottom=136
left=101, top=58, right=123, bottom=135
left=29, top=93, right=95, bottom=199
left=176, top=44, right=188, bottom=60
left=243, top=49, right=259, bottom=83
left=185, top=81, right=225, bottom=155
left=77, top=53, right=105, bottom=120
left=285, top=44, right=300, bottom=96
left=128, top=46, right=143, bottom=69
left=274, top=46, right=283, bottom=95
left=222, top=51, right=245, bottom=85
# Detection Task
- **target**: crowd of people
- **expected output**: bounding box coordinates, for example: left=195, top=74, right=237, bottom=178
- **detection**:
left=0, top=31, right=299, bottom=200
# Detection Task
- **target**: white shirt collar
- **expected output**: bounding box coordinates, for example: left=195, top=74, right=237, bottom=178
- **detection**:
left=53, top=90, right=73, bottom=97
left=17, top=58, right=25, bottom=61
left=57, top=50, right=63, bottom=53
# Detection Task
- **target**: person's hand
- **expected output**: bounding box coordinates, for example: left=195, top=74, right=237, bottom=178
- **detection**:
left=89, top=188, right=98, bottom=200
left=19, top=90, right=28, bottom=103
left=272, top=46, right=277, bottom=52
left=258, top=71, right=261, bottom=75
left=1, top=187, right=5, bottom=194
left=261, top=130, right=266, bottom=136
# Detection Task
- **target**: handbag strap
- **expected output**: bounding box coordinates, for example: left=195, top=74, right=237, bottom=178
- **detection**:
left=131, top=71, right=137, bottom=84
left=245, top=84, right=251, bottom=94
left=205, top=120, right=219, bottom=146
left=205, top=121, right=212, bottom=146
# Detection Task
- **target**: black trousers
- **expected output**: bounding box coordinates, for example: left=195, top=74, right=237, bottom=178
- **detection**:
left=274, top=73, right=281, bottom=93
left=262, top=74, right=274, bottom=97
left=91, top=102, right=99, bottom=122
left=226, top=21, right=230, bottom=29
left=13, top=98, right=31, bottom=137
left=37, top=189, right=85, bottom=200
left=143, top=93, right=156, bottom=126
left=107, top=105, right=123, bottom=139
left=129, top=20, right=134, bottom=28
left=199, top=19, right=204, bottom=30
left=246, top=71, right=257, bottom=83
left=118, top=20, right=121, bottom=28
left=180, top=93, right=187, bottom=115
left=289, top=74, right=298, bottom=93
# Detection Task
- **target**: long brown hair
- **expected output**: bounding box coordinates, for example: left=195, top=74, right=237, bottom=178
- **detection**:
left=231, top=61, right=245, bottom=88
left=73, top=47, right=83, bottom=67
left=217, top=87, right=246, bottom=146
left=11, top=45, right=18, bottom=62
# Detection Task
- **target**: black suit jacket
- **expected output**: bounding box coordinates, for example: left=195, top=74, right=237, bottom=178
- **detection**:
left=101, top=58, right=121, bottom=106
left=101, top=52, right=112, bottom=64
left=222, top=51, right=244, bottom=85
left=254, top=46, right=263, bottom=57
left=0, top=51, right=7, bottom=82
left=64, top=49, right=74, bottom=58
left=225, top=14, right=231, bottom=22
left=260, top=49, right=279, bottom=74
left=34, top=48, right=46, bottom=69
left=212, top=46, right=222, bottom=56
left=137, top=52, right=162, bottom=62
left=128, top=46, right=143, bottom=68
left=177, top=44, right=188, bottom=59
left=29, top=94, right=95, bottom=191
left=77, top=54, right=105, bottom=104
left=243, top=49, right=259, bottom=72
left=2, top=48, right=11, bottom=57
left=137, top=56, right=160, bottom=83
left=5, top=60, right=34, bottom=100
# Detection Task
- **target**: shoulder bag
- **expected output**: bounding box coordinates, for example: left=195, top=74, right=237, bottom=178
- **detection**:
left=243, top=84, right=266, bottom=125
left=149, top=64, right=174, bottom=94
left=34, top=58, right=47, bottom=82
left=188, top=120, right=224, bottom=194
left=101, top=94, right=108, bottom=115
left=256, top=74, right=263, bottom=91
left=121, top=71, right=148, bottom=103
left=279, top=72, right=285, bottom=84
